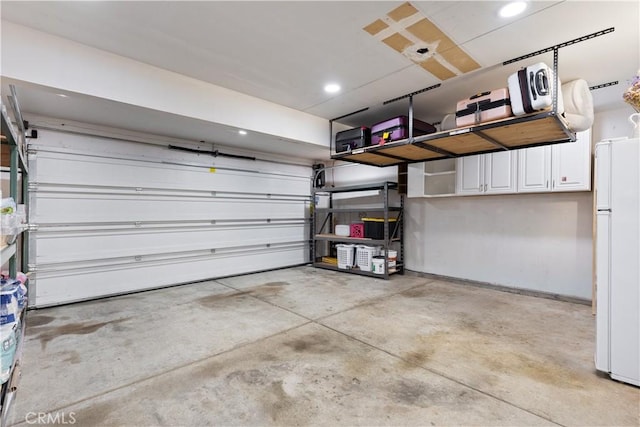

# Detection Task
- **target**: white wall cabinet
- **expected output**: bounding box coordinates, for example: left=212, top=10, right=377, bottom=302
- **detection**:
left=456, top=151, right=517, bottom=195
left=518, top=129, right=592, bottom=193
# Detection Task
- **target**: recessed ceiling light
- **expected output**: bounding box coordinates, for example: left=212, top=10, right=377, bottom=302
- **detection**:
left=324, top=83, right=341, bottom=94
left=238, top=130, right=247, bottom=135
left=56, top=94, right=68, bottom=98
left=499, top=1, right=527, bottom=18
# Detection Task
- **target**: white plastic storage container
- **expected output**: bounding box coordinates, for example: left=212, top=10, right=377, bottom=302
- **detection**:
left=356, top=245, right=380, bottom=271
left=336, top=244, right=355, bottom=269
left=335, top=224, right=350, bottom=237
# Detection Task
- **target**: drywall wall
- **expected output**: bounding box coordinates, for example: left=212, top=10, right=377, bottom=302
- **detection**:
left=328, top=158, right=593, bottom=299
left=592, top=105, right=638, bottom=142
left=404, top=193, right=593, bottom=299
left=0, top=21, right=329, bottom=147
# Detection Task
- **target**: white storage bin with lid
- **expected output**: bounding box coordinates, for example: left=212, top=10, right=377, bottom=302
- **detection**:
left=335, top=224, right=350, bottom=237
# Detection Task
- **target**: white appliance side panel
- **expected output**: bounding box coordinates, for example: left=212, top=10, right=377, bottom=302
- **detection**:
left=609, top=139, right=640, bottom=385
left=595, top=142, right=612, bottom=210
left=595, top=211, right=611, bottom=373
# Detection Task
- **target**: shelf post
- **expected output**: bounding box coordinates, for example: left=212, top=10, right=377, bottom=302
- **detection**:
left=408, top=95, right=414, bottom=141
left=9, top=143, right=19, bottom=277
left=552, top=47, right=559, bottom=114
left=21, top=168, right=29, bottom=274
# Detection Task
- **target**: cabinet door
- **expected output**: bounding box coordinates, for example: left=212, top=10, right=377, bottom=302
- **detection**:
left=456, top=155, right=483, bottom=195
left=552, top=129, right=592, bottom=192
left=484, top=151, right=517, bottom=193
left=407, top=163, right=425, bottom=198
left=518, top=145, right=552, bottom=192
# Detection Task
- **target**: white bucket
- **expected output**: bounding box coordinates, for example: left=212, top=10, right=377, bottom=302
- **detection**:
left=371, top=256, right=385, bottom=275
left=387, top=250, right=397, bottom=261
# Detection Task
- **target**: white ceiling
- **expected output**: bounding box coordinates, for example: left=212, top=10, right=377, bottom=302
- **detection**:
left=1, top=1, right=639, bottom=159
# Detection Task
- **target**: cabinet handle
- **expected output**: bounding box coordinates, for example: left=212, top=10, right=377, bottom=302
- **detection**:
left=546, top=180, right=549, bottom=188
left=484, top=184, right=487, bottom=192
left=552, top=179, right=555, bottom=188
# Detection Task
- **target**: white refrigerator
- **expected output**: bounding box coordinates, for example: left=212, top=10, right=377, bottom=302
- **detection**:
left=594, top=137, right=640, bottom=386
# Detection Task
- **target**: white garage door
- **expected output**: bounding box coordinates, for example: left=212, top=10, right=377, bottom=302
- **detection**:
left=28, top=129, right=311, bottom=307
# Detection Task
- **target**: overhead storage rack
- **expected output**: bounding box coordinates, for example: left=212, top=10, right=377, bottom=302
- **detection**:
left=330, top=28, right=614, bottom=167
left=333, top=111, right=574, bottom=167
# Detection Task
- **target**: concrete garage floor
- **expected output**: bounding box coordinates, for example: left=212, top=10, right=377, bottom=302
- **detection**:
left=7, top=266, right=639, bottom=426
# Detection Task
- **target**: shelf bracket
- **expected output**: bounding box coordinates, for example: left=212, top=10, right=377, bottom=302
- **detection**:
left=502, top=27, right=614, bottom=65
left=589, top=81, right=618, bottom=91
left=366, top=151, right=411, bottom=162
left=474, top=130, right=509, bottom=151
left=412, top=141, right=457, bottom=158
left=383, top=84, right=441, bottom=105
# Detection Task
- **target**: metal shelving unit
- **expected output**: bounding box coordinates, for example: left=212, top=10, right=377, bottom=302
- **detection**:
left=1, top=87, right=30, bottom=427
left=311, top=181, right=403, bottom=279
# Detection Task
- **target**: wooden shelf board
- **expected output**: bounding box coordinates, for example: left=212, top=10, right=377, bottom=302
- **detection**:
left=341, top=151, right=404, bottom=166
left=427, top=132, right=498, bottom=154
left=377, top=144, right=444, bottom=161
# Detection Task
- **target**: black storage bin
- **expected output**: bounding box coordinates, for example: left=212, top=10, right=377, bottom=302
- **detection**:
left=363, top=218, right=398, bottom=239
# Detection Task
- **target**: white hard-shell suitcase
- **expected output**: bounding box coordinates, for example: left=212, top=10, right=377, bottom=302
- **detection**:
left=508, top=62, right=564, bottom=115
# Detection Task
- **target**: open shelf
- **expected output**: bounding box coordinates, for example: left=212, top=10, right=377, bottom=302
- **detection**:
left=314, top=207, right=402, bottom=214
left=314, top=233, right=401, bottom=245
left=313, top=261, right=403, bottom=278
left=332, top=111, right=575, bottom=167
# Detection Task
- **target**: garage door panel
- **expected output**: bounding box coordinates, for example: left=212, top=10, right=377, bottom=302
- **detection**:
left=33, top=151, right=310, bottom=196
left=28, top=130, right=312, bottom=306
left=34, top=223, right=307, bottom=264
left=31, top=244, right=307, bottom=307
left=33, top=195, right=308, bottom=223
